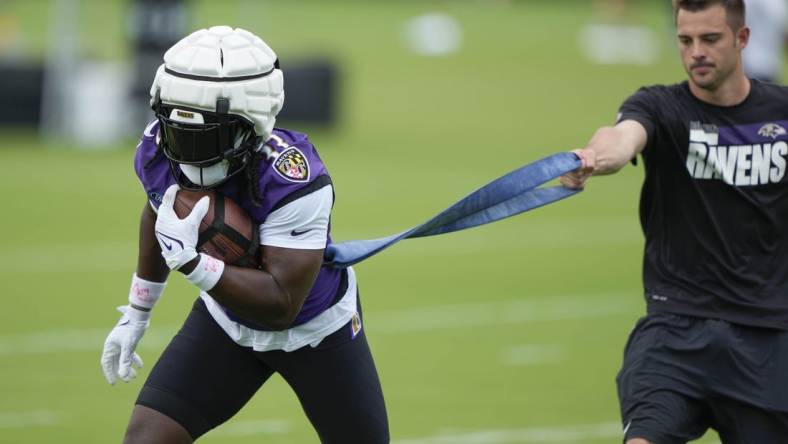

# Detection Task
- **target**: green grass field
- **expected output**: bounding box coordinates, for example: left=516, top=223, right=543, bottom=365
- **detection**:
left=2, top=1, right=784, bottom=443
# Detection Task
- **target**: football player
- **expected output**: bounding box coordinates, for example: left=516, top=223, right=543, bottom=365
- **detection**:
left=100, top=26, right=389, bottom=443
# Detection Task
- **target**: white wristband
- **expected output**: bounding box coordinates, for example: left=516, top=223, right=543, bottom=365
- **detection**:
left=128, top=273, right=167, bottom=310
left=185, top=253, right=225, bottom=292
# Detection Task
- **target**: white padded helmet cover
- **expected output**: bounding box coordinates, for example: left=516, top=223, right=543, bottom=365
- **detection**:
left=150, top=26, right=284, bottom=140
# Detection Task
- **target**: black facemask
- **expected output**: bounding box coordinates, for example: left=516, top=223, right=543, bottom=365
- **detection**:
left=152, top=95, right=258, bottom=190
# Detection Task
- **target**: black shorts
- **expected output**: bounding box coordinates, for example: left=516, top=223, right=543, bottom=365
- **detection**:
left=617, top=312, right=788, bottom=444
left=136, top=297, right=389, bottom=443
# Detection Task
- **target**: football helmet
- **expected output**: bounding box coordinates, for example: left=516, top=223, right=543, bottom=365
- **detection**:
left=149, top=26, right=285, bottom=189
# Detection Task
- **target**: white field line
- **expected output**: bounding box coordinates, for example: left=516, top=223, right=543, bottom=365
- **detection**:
left=170, top=419, right=722, bottom=444
left=201, top=419, right=290, bottom=438
left=371, top=293, right=635, bottom=332
left=500, top=345, right=566, bottom=366
left=393, top=422, right=623, bottom=444
left=0, top=327, right=176, bottom=357
left=0, top=410, right=59, bottom=428
left=0, top=242, right=136, bottom=274
left=0, top=293, right=637, bottom=357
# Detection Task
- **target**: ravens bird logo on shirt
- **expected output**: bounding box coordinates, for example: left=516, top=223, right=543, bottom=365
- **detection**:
left=758, top=123, right=787, bottom=139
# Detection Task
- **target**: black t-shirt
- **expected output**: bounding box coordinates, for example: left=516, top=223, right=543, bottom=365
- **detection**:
left=618, top=80, right=788, bottom=329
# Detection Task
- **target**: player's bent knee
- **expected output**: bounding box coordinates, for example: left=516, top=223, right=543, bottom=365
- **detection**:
left=123, top=405, right=193, bottom=444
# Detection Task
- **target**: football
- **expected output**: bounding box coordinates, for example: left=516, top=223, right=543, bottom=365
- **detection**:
left=173, top=189, right=260, bottom=268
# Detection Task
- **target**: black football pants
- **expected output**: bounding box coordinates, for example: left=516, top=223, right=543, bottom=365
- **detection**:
left=136, top=297, right=389, bottom=443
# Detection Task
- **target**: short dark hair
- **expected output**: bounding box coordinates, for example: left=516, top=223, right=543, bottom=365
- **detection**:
left=672, top=0, right=746, bottom=31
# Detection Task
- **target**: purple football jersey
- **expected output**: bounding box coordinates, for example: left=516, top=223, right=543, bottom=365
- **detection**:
left=134, top=121, right=343, bottom=329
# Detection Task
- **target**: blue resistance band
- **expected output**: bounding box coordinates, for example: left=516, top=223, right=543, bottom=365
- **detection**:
left=324, top=151, right=582, bottom=268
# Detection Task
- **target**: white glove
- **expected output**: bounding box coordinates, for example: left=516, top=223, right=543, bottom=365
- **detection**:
left=101, top=305, right=150, bottom=385
left=154, top=184, right=210, bottom=270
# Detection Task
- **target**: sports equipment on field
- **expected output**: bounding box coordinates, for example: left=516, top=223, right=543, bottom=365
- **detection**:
left=101, top=305, right=149, bottom=385
left=325, top=152, right=582, bottom=268
left=149, top=25, right=284, bottom=189
left=173, top=188, right=260, bottom=268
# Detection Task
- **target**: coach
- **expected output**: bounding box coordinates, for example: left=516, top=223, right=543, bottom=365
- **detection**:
left=561, top=1, right=788, bottom=443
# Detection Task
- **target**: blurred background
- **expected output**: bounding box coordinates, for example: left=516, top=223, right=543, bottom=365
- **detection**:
left=0, top=0, right=785, bottom=443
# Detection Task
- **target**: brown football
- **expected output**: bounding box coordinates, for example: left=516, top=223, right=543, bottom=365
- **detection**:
left=173, top=189, right=260, bottom=268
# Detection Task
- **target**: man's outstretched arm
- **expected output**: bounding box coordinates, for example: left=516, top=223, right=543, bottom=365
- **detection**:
left=560, top=120, right=648, bottom=189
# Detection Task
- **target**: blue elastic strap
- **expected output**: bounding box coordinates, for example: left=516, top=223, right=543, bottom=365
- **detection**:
left=324, top=152, right=581, bottom=268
